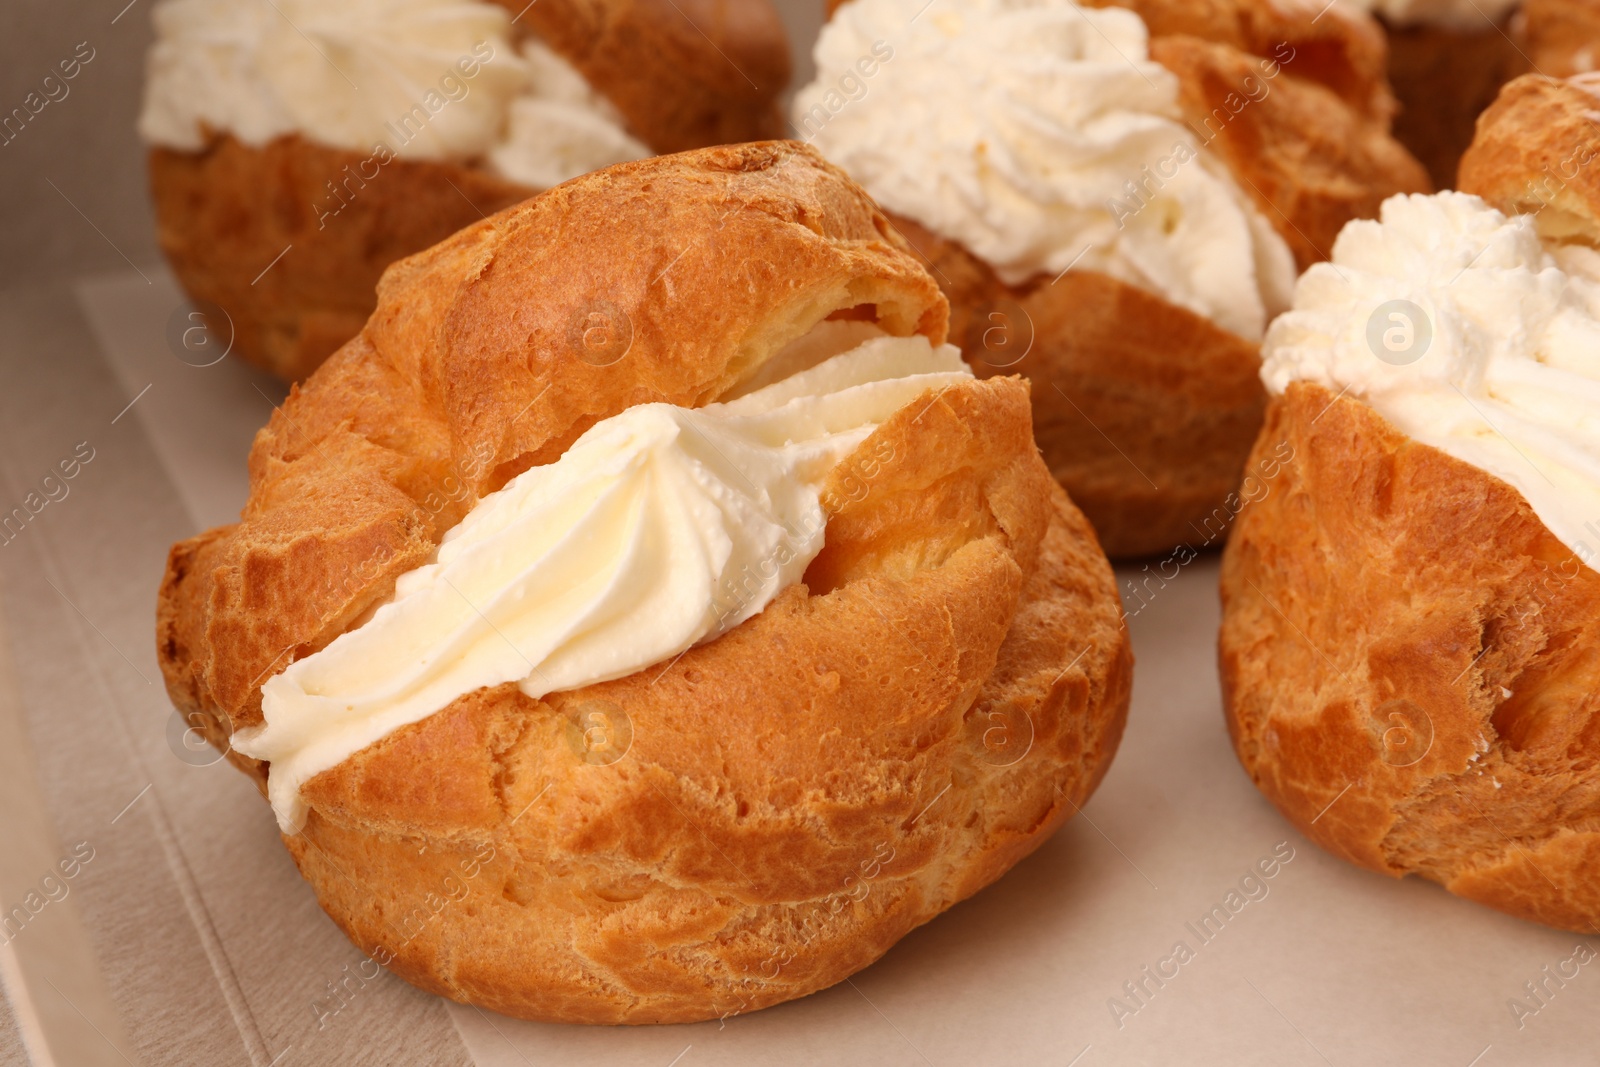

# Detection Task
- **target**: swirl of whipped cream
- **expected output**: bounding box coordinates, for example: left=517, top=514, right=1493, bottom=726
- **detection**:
left=1262, top=191, right=1600, bottom=563
left=139, top=0, right=646, bottom=182
left=139, top=0, right=526, bottom=158
left=794, top=0, right=1296, bottom=341
left=139, top=0, right=298, bottom=149
left=232, top=331, right=974, bottom=831
left=251, top=0, right=530, bottom=159
left=1333, top=0, right=1520, bottom=30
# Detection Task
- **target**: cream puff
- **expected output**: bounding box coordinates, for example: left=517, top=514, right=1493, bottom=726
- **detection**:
left=140, top=0, right=791, bottom=381
left=1220, top=74, right=1600, bottom=932
left=155, top=142, right=1134, bottom=1023
left=801, top=0, right=1428, bottom=559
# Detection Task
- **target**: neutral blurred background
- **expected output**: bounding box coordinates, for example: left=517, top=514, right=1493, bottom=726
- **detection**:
left=0, top=0, right=824, bottom=290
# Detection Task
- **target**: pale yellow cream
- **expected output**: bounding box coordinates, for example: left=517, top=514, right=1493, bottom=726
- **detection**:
left=233, top=333, right=973, bottom=831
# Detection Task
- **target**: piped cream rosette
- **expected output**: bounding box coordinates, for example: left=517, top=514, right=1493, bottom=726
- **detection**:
left=235, top=332, right=974, bottom=831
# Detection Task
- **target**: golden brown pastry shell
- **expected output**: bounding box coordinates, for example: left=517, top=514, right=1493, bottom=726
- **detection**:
left=890, top=214, right=1267, bottom=561
left=1458, top=73, right=1600, bottom=241
left=148, top=0, right=792, bottom=381
left=1220, top=383, right=1600, bottom=933
left=156, top=143, right=1134, bottom=1022
left=287, top=470, right=1132, bottom=1023
left=150, top=136, right=534, bottom=384
left=830, top=0, right=1400, bottom=121
left=511, top=0, right=791, bottom=154
left=1150, top=34, right=1430, bottom=270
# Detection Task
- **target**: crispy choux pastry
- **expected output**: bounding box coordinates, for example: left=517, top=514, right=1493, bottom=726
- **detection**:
left=155, top=142, right=1134, bottom=1023
left=1221, top=77, right=1600, bottom=932
left=1459, top=72, right=1600, bottom=239
left=140, top=0, right=791, bottom=382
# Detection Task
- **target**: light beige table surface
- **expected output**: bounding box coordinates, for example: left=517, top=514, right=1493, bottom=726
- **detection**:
left=0, top=269, right=1592, bottom=1066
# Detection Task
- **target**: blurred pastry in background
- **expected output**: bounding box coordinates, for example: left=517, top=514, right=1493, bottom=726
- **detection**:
left=1523, top=0, right=1600, bottom=76
left=801, top=0, right=1428, bottom=558
left=139, top=0, right=790, bottom=381
left=1220, top=73, right=1600, bottom=933
left=1337, top=0, right=1600, bottom=188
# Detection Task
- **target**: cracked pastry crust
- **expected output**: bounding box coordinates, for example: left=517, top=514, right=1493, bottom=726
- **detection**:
left=1219, top=71, right=1600, bottom=934
left=1220, top=383, right=1600, bottom=933
left=891, top=213, right=1270, bottom=565
left=155, top=142, right=1134, bottom=1022
left=826, top=0, right=1428, bottom=558
left=1458, top=72, right=1600, bottom=243
left=148, top=0, right=792, bottom=382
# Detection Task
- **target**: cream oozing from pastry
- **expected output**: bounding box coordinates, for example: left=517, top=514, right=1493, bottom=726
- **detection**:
left=138, top=0, right=647, bottom=187
left=1334, top=0, right=1520, bottom=30
left=1262, top=191, right=1600, bottom=564
left=794, top=0, right=1296, bottom=341
left=233, top=332, right=973, bottom=832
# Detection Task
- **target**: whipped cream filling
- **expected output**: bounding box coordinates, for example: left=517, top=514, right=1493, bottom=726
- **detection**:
left=138, top=0, right=647, bottom=189
left=487, top=40, right=649, bottom=190
left=1334, top=0, right=1521, bottom=31
left=233, top=331, right=973, bottom=831
left=795, top=0, right=1296, bottom=341
left=1262, top=191, right=1600, bottom=564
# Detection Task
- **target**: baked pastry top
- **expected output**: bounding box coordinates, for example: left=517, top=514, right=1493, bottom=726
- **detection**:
left=156, top=142, right=1134, bottom=1022
left=1081, top=0, right=1399, bottom=121
left=1459, top=72, right=1600, bottom=241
